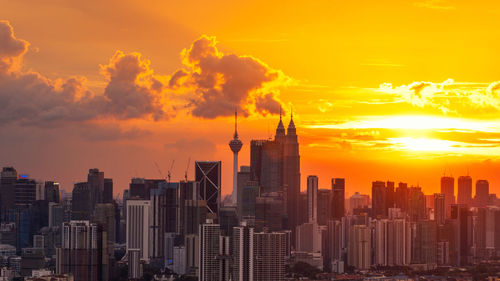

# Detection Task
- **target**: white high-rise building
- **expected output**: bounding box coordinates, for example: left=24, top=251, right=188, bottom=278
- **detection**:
left=199, top=220, right=221, bottom=281
left=373, top=219, right=411, bottom=266
left=233, top=222, right=254, bottom=281
left=126, top=199, right=151, bottom=261
left=307, top=175, right=318, bottom=223
left=229, top=111, right=243, bottom=206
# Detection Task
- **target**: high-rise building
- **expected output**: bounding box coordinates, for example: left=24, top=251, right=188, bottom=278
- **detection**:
left=229, top=111, right=244, bottom=206
left=180, top=181, right=208, bottom=239
left=71, top=182, right=92, bottom=220
left=253, top=231, right=286, bottom=281
left=307, top=176, right=318, bottom=223
left=56, top=220, right=107, bottom=281
left=395, top=182, right=409, bottom=213
left=255, top=193, right=285, bottom=232
left=103, top=178, right=113, bottom=204
left=44, top=181, right=60, bottom=203
left=332, top=178, right=345, bottom=219
left=14, top=177, right=37, bottom=208
left=347, top=225, right=371, bottom=270
left=373, top=219, right=411, bottom=267
left=457, top=176, right=472, bottom=206
left=475, top=180, right=489, bottom=207
left=284, top=114, right=301, bottom=233
left=195, top=161, right=222, bottom=216
left=408, top=187, right=426, bottom=221
left=349, top=192, right=369, bottom=215
left=440, top=176, right=455, bottom=217
left=325, top=220, right=343, bottom=272
left=434, top=193, right=446, bottom=225
left=411, top=220, right=437, bottom=267
left=451, top=204, right=470, bottom=266
left=238, top=180, right=259, bottom=221
left=0, top=167, right=17, bottom=215
left=249, top=114, right=301, bottom=234
left=126, top=200, right=151, bottom=261
left=386, top=181, right=395, bottom=209
left=219, top=236, right=231, bottom=281
left=88, top=169, right=104, bottom=208
left=232, top=222, right=254, bottom=281
left=199, top=220, right=221, bottom=281
left=296, top=221, right=322, bottom=253
left=317, top=189, right=331, bottom=226
left=372, top=181, right=387, bottom=218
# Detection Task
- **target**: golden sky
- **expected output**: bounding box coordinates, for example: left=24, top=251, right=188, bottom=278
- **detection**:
left=1, top=0, right=500, bottom=197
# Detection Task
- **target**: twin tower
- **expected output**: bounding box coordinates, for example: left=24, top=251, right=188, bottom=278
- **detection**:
left=229, top=111, right=301, bottom=230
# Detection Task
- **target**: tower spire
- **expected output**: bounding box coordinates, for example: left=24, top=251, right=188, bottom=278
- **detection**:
left=234, top=109, right=238, bottom=139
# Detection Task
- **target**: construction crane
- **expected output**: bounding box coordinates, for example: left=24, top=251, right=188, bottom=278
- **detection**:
left=167, top=160, right=175, bottom=183
left=184, top=157, right=191, bottom=182
left=154, top=162, right=165, bottom=179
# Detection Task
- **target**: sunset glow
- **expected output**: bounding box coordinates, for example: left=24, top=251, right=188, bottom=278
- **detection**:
left=1, top=0, right=500, bottom=198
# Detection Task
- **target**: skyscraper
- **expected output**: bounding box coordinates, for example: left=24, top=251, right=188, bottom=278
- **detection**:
left=348, top=225, right=371, bottom=270
left=372, top=181, right=387, bottom=218
left=331, top=178, right=345, bottom=219
left=195, top=161, right=222, bottom=216
left=232, top=222, right=254, bottom=281
left=56, top=220, right=107, bottom=281
left=126, top=200, right=151, bottom=262
left=284, top=114, right=301, bottom=232
left=199, top=220, right=221, bottom=281
left=457, top=176, right=472, bottom=206
left=317, top=189, right=332, bottom=226
left=434, top=193, right=446, bottom=225
left=229, top=111, right=243, bottom=206
left=475, top=180, right=489, bottom=207
left=307, top=175, right=318, bottom=223
left=249, top=113, right=301, bottom=232
left=253, top=231, right=286, bottom=281
left=88, top=168, right=104, bottom=209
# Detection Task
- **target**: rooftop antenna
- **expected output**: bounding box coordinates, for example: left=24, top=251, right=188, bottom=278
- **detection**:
left=234, top=109, right=238, bottom=139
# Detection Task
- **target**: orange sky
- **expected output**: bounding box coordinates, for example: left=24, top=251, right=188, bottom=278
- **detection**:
left=1, top=0, right=500, bottom=198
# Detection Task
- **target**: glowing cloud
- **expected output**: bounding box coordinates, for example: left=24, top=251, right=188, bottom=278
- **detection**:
left=171, top=35, right=289, bottom=118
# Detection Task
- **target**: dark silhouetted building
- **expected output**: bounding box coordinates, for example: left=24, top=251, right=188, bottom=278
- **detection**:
left=441, top=176, right=454, bottom=218
left=195, top=161, right=222, bottom=216
left=457, top=176, right=472, bottom=206
left=475, top=180, right=489, bottom=207
left=372, top=181, right=387, bottom=218
left=332, top=178, right=345, bottom=220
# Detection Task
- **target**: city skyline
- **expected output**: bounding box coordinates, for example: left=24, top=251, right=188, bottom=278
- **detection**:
left=2, top=1, right=500, bottom=198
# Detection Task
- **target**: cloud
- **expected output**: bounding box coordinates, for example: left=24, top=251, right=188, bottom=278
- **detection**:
left=171, top=35, right=289, bottom=118
left=378, top=79, right=500, bottom=115
left=100, top=51, right=169, bottom=120
left=0, top=20, right=29, bottom=71
left=0, top=21, right=171, bottom=127
left=414, top=0, right=456, bottom=10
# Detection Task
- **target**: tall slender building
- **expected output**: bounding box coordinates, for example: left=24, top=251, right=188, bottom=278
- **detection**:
left=372, top=181, right=387, bottom=218
left=199, top=220, right=221, bottom=281
left=284, top=113, right=301, bottom=232
left=434, top=193, right=446, bottom=225
left=307, top=176, right=318, bottom=223
left=440, top=176, right=455, bottom=218
left=229, top=111, right=243, bottom=206
left=232, top=222, right=254, bottom=281
left=331, top=178, right=345, bottom=219
left=457, top=176, right=472, bottom=206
